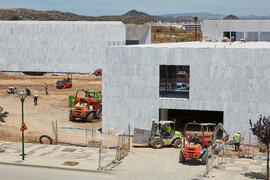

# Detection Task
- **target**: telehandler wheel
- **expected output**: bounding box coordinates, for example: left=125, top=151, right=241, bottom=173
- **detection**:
left=179, top=150, right=185, bottom=163
left=95, top=107, right=102, bottom=119
left=69, top=111, right=74, bottom=121
left=86, top=112, right=94, bottom=123
left=201, top=152, right=208, bottom=165
left=173, top=139, right=182, bottom=148
left=152, top=138, right=164, bottom=149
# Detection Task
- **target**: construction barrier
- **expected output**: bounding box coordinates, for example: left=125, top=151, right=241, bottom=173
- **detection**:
left=52, top=120, right=98, bottom=146
left=115, top=124, right=131, bottom=161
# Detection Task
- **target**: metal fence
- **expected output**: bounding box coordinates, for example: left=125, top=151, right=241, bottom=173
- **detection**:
left=115, top=124, right=131, bottom=162
left=204, top=140, right=258, bottom=177
left=51, top=120, right=98, bottom=146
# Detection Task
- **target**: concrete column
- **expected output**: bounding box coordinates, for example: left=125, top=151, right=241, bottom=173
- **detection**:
left=160, top=109, right=168, bottom=121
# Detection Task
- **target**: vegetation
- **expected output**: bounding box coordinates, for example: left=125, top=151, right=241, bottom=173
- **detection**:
left=250, top=115, right=270, bottom=180
left=152, top=26, right=202, bottom=43
left=0, top=106, right=8, bottom=123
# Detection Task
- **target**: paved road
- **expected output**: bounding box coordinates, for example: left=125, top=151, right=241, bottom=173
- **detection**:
left=0, top=164, right=111, bottom=180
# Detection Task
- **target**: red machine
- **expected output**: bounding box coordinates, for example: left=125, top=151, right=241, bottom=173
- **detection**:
left=56, top=73, right=72, bottom=89
left=74, top=89, right=102, bottom=119
left=179, top=122, right=228, bottom=165
left=69, top=99, right=94, bottom=122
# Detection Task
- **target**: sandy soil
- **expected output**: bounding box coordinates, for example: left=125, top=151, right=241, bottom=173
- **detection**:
left=0, top=72, right=118, bottom=146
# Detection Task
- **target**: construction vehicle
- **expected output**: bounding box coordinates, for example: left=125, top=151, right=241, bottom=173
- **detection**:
left=56, top=73, right=72, bottom=89
left=84, top=90, right=102, bottom=102
left=69, top=98, right=94, bottom=122
left=179, top=122, right=228, bottom=165
left=5, top=86, right=18, bottom=94
left=133, top=120, right=182, bottom=149
left=69, top=90, right=102, bottom=108
left=73, top=89, right=102, bottom=119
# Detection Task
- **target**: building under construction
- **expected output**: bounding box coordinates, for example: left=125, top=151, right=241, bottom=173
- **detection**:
left=203, top=20, right=270, bottom=42
left=103, top=41, right=270, bottom=141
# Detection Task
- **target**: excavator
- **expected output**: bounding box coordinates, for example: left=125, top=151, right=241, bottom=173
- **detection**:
left=179, top=122, right=228, bottom=165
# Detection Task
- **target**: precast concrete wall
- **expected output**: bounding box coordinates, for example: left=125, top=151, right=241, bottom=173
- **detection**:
left=203, top=20, right=270, bottom=42
left=104, top=43, right=270, bottom=141
left=0, top=21, right=125, bottom=73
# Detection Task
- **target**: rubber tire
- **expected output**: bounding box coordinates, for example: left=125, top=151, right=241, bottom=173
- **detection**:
left=174, top=139, right=182, bottom=148
left=179, top=150, right=185, bottom=163
left=95, top=107, right=102, bottom=119
left=40, top=135, right=53, bottom=144
left=201, top=152, right=208, bottom=165
left=69, top=111, right=74, bottom=121
left=86, top=112, right=93, bottom=123
left=152, top=138, right=164, bottom=149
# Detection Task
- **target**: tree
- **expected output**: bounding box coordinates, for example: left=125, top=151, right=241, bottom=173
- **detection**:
left=250, top=115, right=270, bottom=180
left=0, top=106, right=8, bottom=123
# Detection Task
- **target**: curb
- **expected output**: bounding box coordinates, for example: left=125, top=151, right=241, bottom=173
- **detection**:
left=0, top=161, right=112, bottom=174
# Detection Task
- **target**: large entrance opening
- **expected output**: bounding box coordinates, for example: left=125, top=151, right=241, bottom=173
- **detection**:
left=159, top=109, right=224, bottom=136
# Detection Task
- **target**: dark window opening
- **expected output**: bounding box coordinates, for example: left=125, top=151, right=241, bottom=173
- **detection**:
left=126, top=40, right=139, bottom=45
left=223, top=31, right=236, bottom=41
left=159, top=65, right=189, bottom=99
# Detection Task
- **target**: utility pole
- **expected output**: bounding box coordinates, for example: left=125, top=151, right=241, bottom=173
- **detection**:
left=194, top=16, right=198, bottom=41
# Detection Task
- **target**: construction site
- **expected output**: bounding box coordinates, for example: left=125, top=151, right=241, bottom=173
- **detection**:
left=0, top=20, right=270, bottom=180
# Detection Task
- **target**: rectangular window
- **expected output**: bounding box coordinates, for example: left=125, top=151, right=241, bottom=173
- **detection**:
left=159, top=65, right=189, bottom=99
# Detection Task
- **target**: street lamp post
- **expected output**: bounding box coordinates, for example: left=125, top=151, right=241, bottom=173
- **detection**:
left=18, top=91, right=27, bottom=160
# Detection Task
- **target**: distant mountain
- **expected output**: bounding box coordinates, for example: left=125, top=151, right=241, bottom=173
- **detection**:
left=223, top=14, right=239, bottom=20
left=0, top=8, right=159, bottom=24
left=160, top=12, right=225, bottom=20
left=240, top=15, right=270, bottom=19
left=160, top=12, right=270, bottom=21
left=1, top=8, right=270, bottom=24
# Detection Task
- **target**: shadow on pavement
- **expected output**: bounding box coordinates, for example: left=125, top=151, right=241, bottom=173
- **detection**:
left=180, top=159, right=202, bottom=166
left=242, top=172, right=266, bottom=179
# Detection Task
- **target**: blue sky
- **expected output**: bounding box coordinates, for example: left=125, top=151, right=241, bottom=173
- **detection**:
left=1, top=0, right=270, bottom=16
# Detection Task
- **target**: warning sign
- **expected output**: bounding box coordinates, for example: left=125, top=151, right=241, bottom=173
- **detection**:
left=20, top=122, right=27, bottom=131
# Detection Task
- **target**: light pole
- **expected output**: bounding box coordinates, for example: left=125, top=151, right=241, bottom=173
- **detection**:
left=18, top=91, right=27, bottom=160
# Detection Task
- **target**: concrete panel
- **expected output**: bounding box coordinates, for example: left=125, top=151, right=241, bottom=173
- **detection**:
left=0, top=21, right=125, bottom=73
left=104, top=42, right=270, bottom=142
left=203, top=20, right=270, bottom=42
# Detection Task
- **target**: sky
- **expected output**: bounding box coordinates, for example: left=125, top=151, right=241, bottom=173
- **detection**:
left=1, top=0, right=270, bottom=16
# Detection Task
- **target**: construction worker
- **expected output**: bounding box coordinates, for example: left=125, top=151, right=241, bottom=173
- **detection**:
left=44, top=83, right=48, bottom=95
left=233, top=131, right=241, bottom=151
left=166, top=123, right=172, bottom=136
left=33, top=91, right=38, bottom=105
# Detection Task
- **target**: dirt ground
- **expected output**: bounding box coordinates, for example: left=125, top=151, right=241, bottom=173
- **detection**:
left=0, top=72, right=118, bottom=146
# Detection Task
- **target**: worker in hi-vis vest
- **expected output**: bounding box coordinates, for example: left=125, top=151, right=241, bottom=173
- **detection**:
left=33, top=91, right=38, bottom=105
left=233, top=131, right=241, bottom=152
left=44, top=83, right=48, bottom=95
left=166, top=123, right=172, bottom=136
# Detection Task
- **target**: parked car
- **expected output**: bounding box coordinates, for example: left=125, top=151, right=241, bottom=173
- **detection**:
left=175, top=82, right=189, bottom=92
left=93, top=69, right=102, bottom=76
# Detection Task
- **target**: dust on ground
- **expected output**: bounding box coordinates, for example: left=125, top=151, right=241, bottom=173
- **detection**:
left=0, top=73, right=118, bottom=146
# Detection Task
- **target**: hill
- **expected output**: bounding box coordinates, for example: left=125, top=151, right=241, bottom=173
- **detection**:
left=0, top=8, right=159, bottom=24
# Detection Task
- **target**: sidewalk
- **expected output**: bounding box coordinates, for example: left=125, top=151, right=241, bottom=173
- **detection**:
left=0, top=141, right=116, bottom=172
left=206, top=157, right=267, bottom=179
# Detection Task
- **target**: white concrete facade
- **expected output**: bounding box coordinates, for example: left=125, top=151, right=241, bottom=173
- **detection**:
left=103, top=42, right=270, bottom=141
left=0, top=21, right=125, bottom=73
left=203, top=20, right=270, bottom=42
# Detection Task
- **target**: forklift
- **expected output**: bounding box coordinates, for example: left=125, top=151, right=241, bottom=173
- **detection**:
left=179, top=122, right=228, bottom=165
left=133, top=120, right=182, bottom=149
